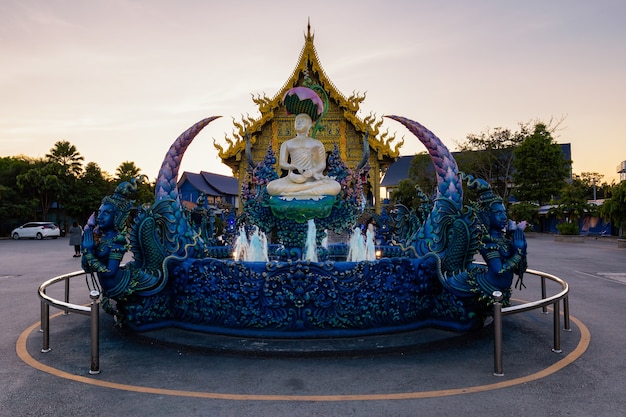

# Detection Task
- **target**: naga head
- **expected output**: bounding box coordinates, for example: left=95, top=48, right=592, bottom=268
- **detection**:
left=98, top=178, right=139, bottom=233
left=466, top=174, right=506, bottom=232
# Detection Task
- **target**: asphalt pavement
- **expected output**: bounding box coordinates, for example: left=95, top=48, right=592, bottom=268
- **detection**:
left=1, top=234, right=625, bottom=417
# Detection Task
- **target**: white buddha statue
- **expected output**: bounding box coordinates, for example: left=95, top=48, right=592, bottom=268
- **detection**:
left=267, top=113, right=341, bottom=199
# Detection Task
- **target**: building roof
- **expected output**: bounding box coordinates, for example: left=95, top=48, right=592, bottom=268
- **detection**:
left=177, top=171, right=239, bottom=197
left=200, top=171, right=240, bottom=195
left=380, top=155, right=415, bottom=187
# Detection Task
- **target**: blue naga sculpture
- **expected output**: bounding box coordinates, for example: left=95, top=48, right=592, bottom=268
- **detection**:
left=82, top=109, right=527, bottom=337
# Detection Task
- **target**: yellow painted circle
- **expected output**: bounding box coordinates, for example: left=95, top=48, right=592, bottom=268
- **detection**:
left=16, top=312, right=590, bottom=401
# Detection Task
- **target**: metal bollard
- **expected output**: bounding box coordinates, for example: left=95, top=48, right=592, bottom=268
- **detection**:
left=493, top=291, right=504, bottom=376
left=552, top=300, right=562, bottom=353
left=63, top=277, right=70, bottom=315
left=89, top=290, right=101, bottom=375
left=563, top=295, right=571, bottom=331
left=41, top=301, right=51, bottom=353
left=541, top=276, right=548, bottom=314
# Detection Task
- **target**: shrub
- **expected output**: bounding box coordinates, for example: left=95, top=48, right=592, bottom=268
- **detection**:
left=556, top=222, right=579, bottom=235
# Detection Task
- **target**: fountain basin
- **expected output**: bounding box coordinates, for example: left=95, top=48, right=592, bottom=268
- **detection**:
left=123, top=257, right=483, bottom=337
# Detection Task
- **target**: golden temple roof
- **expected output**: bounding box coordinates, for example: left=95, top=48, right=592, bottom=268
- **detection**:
left=214, top=23, right=403, bottom=167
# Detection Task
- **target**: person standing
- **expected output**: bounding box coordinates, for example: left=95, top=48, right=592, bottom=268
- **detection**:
left=68, top=221, right=83, bottom=257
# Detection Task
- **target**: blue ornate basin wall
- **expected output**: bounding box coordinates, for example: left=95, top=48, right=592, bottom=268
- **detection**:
left=124, top=257, right=481, bottom=336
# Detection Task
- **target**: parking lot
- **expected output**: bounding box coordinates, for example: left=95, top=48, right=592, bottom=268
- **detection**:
left=1, top=234, right=625, bottom=417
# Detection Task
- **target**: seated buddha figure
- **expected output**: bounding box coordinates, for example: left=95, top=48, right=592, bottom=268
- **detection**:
left=266, top=113, right=341, bottom=199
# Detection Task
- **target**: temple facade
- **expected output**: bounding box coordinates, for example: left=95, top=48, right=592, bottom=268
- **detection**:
left=214, top=24, right=402, bottom=214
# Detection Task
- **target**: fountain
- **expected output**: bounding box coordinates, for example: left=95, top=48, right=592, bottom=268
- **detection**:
left=232, top=227, right=249, bottom=261
left=365, top=227, right=376, bottom=261
left=81, top=87, right=528, bottom=338
left=347, top=227, right=367, bottom=262
left=303, top=219, right=318, bottom=262
left=247, top=226, right=269, bottom=262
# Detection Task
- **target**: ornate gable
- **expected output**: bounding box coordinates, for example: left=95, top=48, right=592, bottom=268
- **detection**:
left=214, top=24, right=403, bottom=212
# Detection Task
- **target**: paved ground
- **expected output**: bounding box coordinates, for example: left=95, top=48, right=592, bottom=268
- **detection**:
left=1, top=234, right=625, bottom=417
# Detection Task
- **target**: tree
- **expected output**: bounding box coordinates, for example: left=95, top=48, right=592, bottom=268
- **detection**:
left=114, top=161, right=154, bottom=205
left=45, top=141, right=85, bottom=227
left=65, top=162, right=114, bottom=223
left=508, top=202, right=539, bottom=231
left=456, top=126, right=523, bottom=202
left=16, top=161, right=63, bottom=220
left=512, top=123, right=570, bottom=205
left=406, top=152, right=438, bottom=198
left=549, top=175, right=598, bottom=234
left=46, top=140, right=84, bottom=176
left=0, top=157, right=34, bottom=230
left=115, top=161, right=141, bottom=182
left=578, top=172, right=609, bottom=200
left=600, top=180, right=626, bottom=237
left=390, top=178, right=423, bottom=209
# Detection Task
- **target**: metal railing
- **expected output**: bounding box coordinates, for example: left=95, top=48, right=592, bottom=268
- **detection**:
left=38, top=270, right=101, bottom=374
left=38, top=267, right=569, bottom=376
left=492, top=267, right=570, bottom=376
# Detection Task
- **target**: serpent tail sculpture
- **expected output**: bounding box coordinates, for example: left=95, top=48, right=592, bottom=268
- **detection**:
left=385, top=116, right=483, bottom=298
left=385, top=115, right=468, bottom=258
left=155, top=116, right=221, bottom=202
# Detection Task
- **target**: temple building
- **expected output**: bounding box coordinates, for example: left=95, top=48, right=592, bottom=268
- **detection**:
left=214, top=24, right=402, bottom=214
left=177, top=171, right=239, bottom=209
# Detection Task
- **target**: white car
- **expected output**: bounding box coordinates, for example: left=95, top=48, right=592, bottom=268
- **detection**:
left=11, top=222, right=61, bottom=240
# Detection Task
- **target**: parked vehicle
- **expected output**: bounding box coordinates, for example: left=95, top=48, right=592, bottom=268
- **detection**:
left=11, top=222, right=61, bottom=240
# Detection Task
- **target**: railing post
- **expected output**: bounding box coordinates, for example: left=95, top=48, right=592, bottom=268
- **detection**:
left=563, top=295, right=571, bottom=331
left=40, top=288, right=46, bottom=332
left=541, top=276, right=548, bottom=313
left=552, top=300, right=562, bottom=353
left=493, top=291, right=504, bottom=376
left=63, top=276, right=70, bottom=315
left=41, top=300, right=51, bottom=353
left=89, top=290, right=101, bottom=375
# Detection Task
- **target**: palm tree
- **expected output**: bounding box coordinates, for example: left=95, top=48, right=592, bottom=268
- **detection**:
left=45, top=141, right=84, bottom=228
left=115, top=161, right=155, bottom=205
left=115, top=161, right=141, bottom=182
left=46, top=141, right=84, bottom=176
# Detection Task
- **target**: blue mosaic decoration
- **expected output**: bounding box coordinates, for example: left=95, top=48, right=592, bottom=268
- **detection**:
left=82, top=114, right=528, bottom=337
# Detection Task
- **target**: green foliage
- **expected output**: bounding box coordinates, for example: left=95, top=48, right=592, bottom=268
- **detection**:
left=0, top=141, right=154, bottom=235
left=556, top=221, right=580, bottom=235
left=116, top=161, right=154, bottom=205
left=44, top=141, right=86, bottom=226
left=46, top=140, right=84, bottom=176
left=549, top=176, right=598, bottom=223
left=578, top=172, right=608, bottom=200
left=407, top=152, right=437, bottom=198
left=65, top=162, right=114, bottom=222
left=508, top=202, right=538, bottom=230
left=600, top=180, right=626, bottom=237
left=0, top=157, right=34, bottom=226
left=16, top=160, right=63, bottom=220
left=390, top=179, right=424, bottom=209
left=456, top=126, right=523, bottom=202
left=512, top=123, right=570, bottom=205
left=116, top=161, right=141, bottom=182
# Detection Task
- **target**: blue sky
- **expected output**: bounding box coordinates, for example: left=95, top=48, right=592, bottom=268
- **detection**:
left=1, top=0, right=625, bottom=183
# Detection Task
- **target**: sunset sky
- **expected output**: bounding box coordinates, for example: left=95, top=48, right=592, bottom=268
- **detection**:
left=2, top=0, right=625, bottom=184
